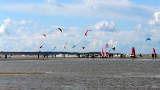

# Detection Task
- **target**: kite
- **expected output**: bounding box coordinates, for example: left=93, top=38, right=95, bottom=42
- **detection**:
left=38, top=43, right=45, bottom=49
left=108, top=40, right=118, bottom=51
left=82, top=46, right=86, bottom=50
left=39, top=45, right=43, bottom=49
left=72, top=45, right=76, bottom=48
left=53, top=46, right=56, bottom=50
left=42, top=34, right=47, bottom=38
left=57, top=27, right=63, bottom=32
left=145, top=37, right=151, bottom=41
left=84, top=30, right=92, bottom=37
left=112, top=47, right=116, bottom=51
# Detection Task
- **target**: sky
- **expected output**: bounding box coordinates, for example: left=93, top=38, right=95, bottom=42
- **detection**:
left=0, top=0, right=160, bottom=54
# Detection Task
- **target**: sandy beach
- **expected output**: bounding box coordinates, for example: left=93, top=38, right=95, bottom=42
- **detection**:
left=0, top=58, right=159, bottom=90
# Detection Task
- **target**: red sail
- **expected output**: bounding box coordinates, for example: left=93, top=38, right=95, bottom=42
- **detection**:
left=104, top=47, right=107, bottom=57
left=131, top=47, right=135, bottom=57
left=101, top=48, right=104, bottom=57
left=153, top=48, right=156, bottom=55
left=104, top=43, right=109, bottom=57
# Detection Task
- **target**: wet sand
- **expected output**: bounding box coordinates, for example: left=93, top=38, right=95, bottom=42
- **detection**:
left=0, top=58, right=159, bottom=90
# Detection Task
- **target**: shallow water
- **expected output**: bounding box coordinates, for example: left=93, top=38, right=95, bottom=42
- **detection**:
left=0, top=58, right=160, bottom=90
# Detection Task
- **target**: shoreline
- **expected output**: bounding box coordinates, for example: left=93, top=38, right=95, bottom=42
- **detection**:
left=0, top=52, right=160, bottom=60
left=0, top=52, right=159, bottom=60
left=0, top=56, right=159, bottom=60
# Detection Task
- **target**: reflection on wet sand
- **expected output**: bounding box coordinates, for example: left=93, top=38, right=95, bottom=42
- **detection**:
left=0, top=59, right=159, bottom=90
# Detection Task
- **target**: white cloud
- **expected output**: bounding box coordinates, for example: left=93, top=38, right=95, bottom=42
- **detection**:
left=0, top=18, right=32, bottom=35
left=3, top=18, right=14, bottom=25
left=0, top=0, right=155, bottom=22
left=83, top=0, right=131, bottom=7
left=154, top=12, right=160, bottom=22
left=149, top=11, right=160, bottom=26
left=0, top=25, right=6, bottom=34
left=19, top=20, right=31, bottom=25
left=92, top=21, right=116, bottom=32
left=0, top=18, right=14, bottom=34
left=149, top=20, right=156, bottom=25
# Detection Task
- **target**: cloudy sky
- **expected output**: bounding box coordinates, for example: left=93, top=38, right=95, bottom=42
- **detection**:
left=0, top=0, right=160, bottom=54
